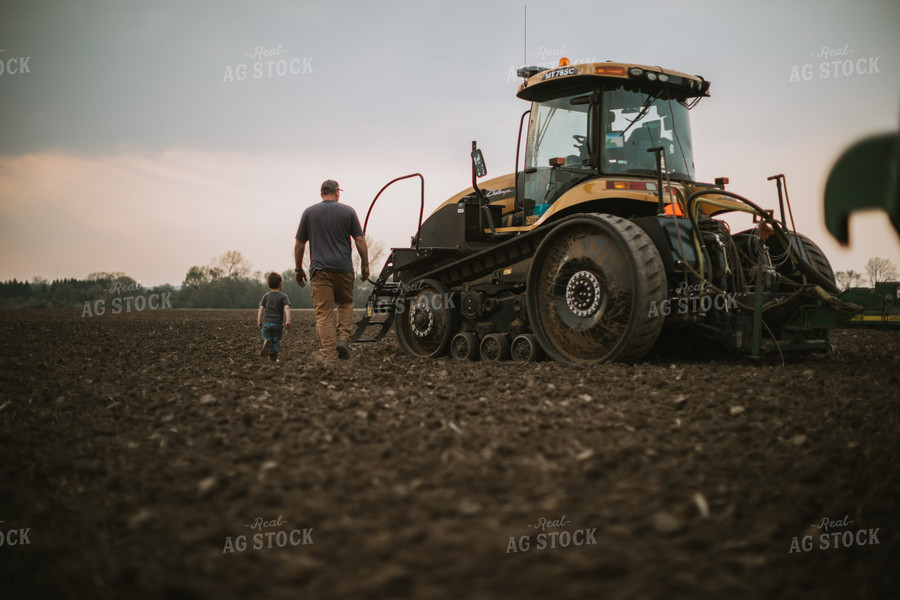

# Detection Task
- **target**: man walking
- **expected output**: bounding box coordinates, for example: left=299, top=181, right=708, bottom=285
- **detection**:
left=295, top=179, right=369, bottom=363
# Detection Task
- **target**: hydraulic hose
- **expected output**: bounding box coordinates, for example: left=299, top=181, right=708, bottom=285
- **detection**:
left=685, top=188, right=841, bottom=296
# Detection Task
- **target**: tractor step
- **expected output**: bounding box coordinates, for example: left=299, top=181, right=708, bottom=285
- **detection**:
left=352, top=299, right=397, bottom=343
left=352, top=279, right=401, bottom=343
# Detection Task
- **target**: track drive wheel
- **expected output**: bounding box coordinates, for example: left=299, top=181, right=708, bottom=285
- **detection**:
left=396, top=278, right=457, bottom=358
left=450, top=331, right=480, bottom=360
left=525, top=214, right=666, bottom=364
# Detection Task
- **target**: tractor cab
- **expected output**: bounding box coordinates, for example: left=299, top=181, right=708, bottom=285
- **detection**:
left=510, top=61, right=709, bottom=226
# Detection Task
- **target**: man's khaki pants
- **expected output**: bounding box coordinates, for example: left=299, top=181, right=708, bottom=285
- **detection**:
left=310, top=270, right=355, bottom=362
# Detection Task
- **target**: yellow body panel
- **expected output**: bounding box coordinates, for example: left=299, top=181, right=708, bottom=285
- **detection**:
left=431, top=173, right=748, bottom=236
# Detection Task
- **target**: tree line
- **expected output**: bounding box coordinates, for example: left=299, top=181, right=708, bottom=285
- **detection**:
left=0, top=250, right=894, bottom=310
left=0, top=243, right=385, bottom=311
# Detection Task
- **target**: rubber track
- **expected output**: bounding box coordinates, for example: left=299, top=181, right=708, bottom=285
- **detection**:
left=409, top=227, right=552, bottom=288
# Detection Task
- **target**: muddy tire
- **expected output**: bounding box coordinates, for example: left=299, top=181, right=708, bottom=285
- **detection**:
left=769, top=231, right=837, bottom=292
left=795, top=233, right=836, bottom=284
left=525, top=214, right=666, bottom=363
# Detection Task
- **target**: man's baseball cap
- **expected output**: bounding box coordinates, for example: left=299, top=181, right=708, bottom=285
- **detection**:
left=321, top=179, right=342, bottom=194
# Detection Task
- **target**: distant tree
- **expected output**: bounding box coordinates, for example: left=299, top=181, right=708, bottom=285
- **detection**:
left=176, top=252, right=267, bottom=308
left=182, top=265, right=215, bottom=287
left=87, top=271, right=131, bottom=283
left=864, top=257, right=899, bottom=286
left=0, top=278, right=35, bottom=307
left=51, top=283, right=76, bottom=307
left=215, top=250, right=252, bottom=279
left=835, top=269, right=863, bottom=290
left=280, top=269, right=313, bottom=309
left=353, top=236, right=388, bottom=278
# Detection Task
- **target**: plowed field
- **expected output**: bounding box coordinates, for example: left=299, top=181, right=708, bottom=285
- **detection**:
left=1, top=309, right=897, bottom=599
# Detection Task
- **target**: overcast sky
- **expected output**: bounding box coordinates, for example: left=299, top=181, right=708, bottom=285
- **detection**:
left=1, top=0, right=898, bottom=285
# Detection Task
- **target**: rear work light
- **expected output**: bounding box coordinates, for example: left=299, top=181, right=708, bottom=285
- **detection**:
left=607, top=180, right=658, bottom=191
left=595, top=65, right=626, bottom=76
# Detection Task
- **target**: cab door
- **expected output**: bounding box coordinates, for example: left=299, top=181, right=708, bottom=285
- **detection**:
left=521, top=91, right=595, bottom=220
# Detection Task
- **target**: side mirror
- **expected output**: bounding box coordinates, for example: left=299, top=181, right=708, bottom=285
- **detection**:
left=471, top=148, right=487, bottom=178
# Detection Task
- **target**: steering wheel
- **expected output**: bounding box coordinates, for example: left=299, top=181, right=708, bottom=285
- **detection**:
left=570, top=135, right=589, bottom=164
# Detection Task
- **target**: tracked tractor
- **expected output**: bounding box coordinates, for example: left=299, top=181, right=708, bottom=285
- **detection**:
left=353, top=59, right=900, bottom=363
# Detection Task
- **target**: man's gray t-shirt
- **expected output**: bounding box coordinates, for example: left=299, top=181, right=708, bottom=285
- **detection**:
left=296, top=200, right=364, bottom=276
left=259, top=291, right=291, bottom=324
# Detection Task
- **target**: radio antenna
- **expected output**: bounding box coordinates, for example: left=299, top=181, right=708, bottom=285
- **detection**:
left=523, top=5, right=527, bottom=66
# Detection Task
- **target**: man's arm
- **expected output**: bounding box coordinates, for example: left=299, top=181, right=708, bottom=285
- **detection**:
left=294, top=239, right=307, bottom=287
left=354, top=235, right=369, bottom=280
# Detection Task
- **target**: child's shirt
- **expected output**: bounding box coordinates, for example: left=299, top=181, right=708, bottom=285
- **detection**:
left=259, top=291, right=291, bottom=325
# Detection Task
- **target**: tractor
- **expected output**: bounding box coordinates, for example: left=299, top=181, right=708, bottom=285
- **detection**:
left=353, top=59, right=899, bottom=363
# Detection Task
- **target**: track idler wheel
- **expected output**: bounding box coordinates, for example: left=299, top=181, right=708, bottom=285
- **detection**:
left=395, top=278, right=457, bottom=358
left=511, top=334, right=543, bottom=362
left=450, top=331, right=480, bottom=360
left=525, top=214, right=666, bottom=364
left=479, top=333, right=510, bottom=361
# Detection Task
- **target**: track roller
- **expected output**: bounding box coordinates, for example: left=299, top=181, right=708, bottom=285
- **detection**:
left=511, top=334, right=543, bottom=362
left=479, top=333, right=510, bottom=361
left=450, top=331, right=480, bottom=360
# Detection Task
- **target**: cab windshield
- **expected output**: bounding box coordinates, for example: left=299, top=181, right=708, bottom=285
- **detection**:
left=602, top=87, right=695, bottom=181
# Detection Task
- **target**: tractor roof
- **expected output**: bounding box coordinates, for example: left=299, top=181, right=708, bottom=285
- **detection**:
left=516, top=61, right=710, bottom=101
